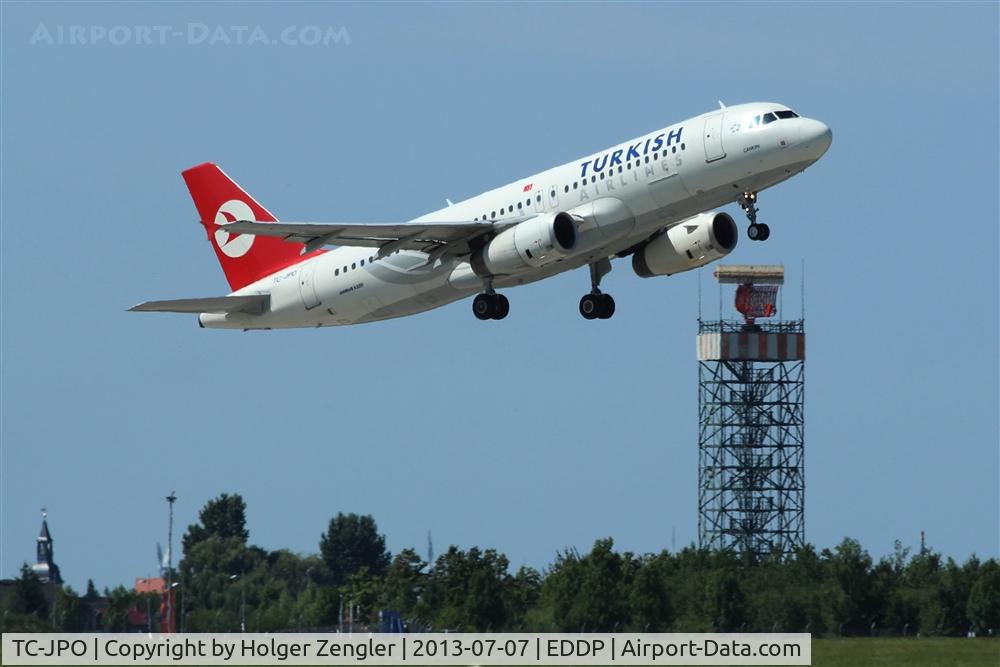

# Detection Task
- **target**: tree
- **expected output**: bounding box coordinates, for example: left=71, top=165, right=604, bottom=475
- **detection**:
left=709, top=570, right=746, bottom=631
left=103, top=586, right=136, bottom=632
left=179, top=494, right=257, bottom=631
left=319, top=513, right=390, bottom=589
left=967, top=560, right=1000, bottom=635
left=7, top=564, right=49, bottom=618
left=629, top=553, right=674, bottom=631
left=826, top=538, right=875, bottom=635
left=509, top=566, right=542, bottom=629
left=425, top=546, right=512, bottom=631
left=541, top=539, right=634, bottom=632
left=52, top=586, right=83, bottom=631
left=381, top=549, right=428, bottom=621
left=182, top=493, right=249, bottom=553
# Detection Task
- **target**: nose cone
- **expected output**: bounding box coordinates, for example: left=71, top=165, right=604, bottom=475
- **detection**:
left=800, top=118, right=832, bottom=159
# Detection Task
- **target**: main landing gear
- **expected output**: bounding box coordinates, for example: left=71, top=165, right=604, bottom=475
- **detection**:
left=472, top=290, right=509, bottom=320
left=579, top=258, right=615, bottom=320
left=738, top=191, right=770, bottom=241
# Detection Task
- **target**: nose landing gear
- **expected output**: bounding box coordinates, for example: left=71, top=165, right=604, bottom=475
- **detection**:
left=738, top=191, right=770, bottom=241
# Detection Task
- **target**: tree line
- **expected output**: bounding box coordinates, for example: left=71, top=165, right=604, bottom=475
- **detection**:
left=3, top=493, right=998, bottom=636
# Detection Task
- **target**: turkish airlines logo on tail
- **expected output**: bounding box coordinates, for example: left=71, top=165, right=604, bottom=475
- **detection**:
left=214, top=200, right=255, bottom=258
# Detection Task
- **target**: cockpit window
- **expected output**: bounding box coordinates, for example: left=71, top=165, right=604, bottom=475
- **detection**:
left=775, top=110, right=799, bottom=119
left=761, top=112, right=777, bottom=125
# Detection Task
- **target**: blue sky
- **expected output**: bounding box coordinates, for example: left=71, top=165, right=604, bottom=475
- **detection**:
left=2, top=2, right=997, bottom=592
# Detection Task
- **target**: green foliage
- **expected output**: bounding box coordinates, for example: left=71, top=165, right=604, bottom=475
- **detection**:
left=6, top=563, right=49, bottom=618
left=319, top=513, right=390, bottom=589
left=52, top=586, right=83, bottom=631
left=424, top=546, right=513, bottom=631
left=182, top=493, right=249, bottom=553
left=380, top=549, right=428, bottom=621
left=164, top=492, right=997, bottom=637
left=967, top=560, right=1000, bottom=634
left=542, top=539, right=635, bottom=632
left=102, top=586, right=136, bottom=632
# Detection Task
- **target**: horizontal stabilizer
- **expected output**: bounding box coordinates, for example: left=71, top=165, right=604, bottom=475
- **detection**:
left=129, top=294, right=269, bottom=315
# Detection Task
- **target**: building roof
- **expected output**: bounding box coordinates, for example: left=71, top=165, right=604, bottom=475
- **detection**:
left=134, top=577, right=166, bottom=594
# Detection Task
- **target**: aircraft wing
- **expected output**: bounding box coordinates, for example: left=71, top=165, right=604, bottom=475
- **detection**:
left=221, top=217, right=531, bottom=256
left=128, top=294, right=269, bottom=315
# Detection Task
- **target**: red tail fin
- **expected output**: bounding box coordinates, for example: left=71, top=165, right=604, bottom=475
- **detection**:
left=182, top=163, right=317, bottom=291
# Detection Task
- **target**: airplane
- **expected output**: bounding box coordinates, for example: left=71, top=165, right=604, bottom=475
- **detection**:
left=131, top=102, right=831, bottom=328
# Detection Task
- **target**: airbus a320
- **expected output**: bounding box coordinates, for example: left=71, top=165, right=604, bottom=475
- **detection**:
left=131, top=102, right=831, bottom=328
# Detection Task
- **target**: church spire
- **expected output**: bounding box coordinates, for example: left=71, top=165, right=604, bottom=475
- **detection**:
left=33, top=507, right=62, bottom=584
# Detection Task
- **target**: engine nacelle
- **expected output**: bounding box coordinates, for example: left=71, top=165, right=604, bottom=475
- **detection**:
left=471, top=212, right=577, bottom=277
left=632, top=211, right=738, bottom=278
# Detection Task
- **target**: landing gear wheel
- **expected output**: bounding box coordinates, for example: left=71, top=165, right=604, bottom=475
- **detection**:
left=739, top=191, right=769, bottom=241
left=579, top=294, right=601, bottom=320
left=598, top=294, right=616, bottom=319
left=473, top=293, right=495, bottom=320
left=492, top=294, right=509, bottom=320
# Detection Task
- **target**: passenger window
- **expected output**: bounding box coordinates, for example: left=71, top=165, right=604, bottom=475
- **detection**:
left=564, top=185, right=569, bottom=193
left=360, top=259, right=365, bottom=266
left=351, top=262, right=356, bottom=270
left=536, top=194, right=542, bottom=203
left=618, top=165, right=623, bottom=173
left=517, top=202, right=522, bottom=209
left=672, top=146, right=676, bottom=154
left=681, top=143, right=686, bottom=150
left=644, top=156, right=649, bottom=163
left=343, top=266, right=347, bottom=273
left=335, top=268, right=340, bottom=276
left=491, top=211, right=496, bottom=218
left=591, top=175, right=596, bottom=183
left=627, top=162, right=632, bottom=169
left=653, top=152, right=658, bottom=159
left=525, top=198, right=531, bottom=206
left=573, top=182, right=578, bottom=189
left=508, top=205, right=513, bottom=213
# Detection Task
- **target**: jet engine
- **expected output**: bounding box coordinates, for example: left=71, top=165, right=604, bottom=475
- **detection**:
left=471, top=212, right=577, bottom=277
left=632, top=212, right=738, bottom=277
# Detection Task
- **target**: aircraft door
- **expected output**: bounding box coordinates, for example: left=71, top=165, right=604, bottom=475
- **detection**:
left=703, top=113, right=726, bottom=162
left=547, top=184, right=559, bottom=210
left=299, top=260, right=321, bottom=309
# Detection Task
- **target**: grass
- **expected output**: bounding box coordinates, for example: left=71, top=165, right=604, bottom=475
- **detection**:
left=805, top=638, right=999, bottom=667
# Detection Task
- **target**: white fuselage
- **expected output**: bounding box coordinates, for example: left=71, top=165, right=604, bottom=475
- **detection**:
left=201, top=102, right=831, bottom=329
